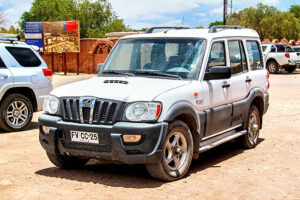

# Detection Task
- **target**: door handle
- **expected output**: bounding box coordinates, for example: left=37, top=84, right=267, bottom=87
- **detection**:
left=0, top=74, right=8, bottom=79
left=222, top=83, right=230, bottom=88
left=246, top=78, right=252, bottom=83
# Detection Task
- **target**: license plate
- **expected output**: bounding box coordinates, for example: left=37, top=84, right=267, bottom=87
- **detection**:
left=70, top=131, right=99, bottom=144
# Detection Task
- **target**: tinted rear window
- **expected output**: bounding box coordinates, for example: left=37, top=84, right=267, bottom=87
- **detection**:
left=5, top=47, right=41, bottom=67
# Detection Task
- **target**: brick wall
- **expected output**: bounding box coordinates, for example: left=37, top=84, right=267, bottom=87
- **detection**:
left=40, top=38, right=116, bottom=74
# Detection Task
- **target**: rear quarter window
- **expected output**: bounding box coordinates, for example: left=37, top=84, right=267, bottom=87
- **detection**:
left=5, top=47, right=41, bottom=67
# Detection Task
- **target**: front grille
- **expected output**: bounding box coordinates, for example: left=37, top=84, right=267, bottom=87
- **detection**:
left=62, top=141, right=112, bottom=153
left=61, top=98, right=122, bottom=125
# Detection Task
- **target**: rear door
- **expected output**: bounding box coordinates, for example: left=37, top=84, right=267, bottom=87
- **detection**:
left=0, top=53, right=13, bottom=96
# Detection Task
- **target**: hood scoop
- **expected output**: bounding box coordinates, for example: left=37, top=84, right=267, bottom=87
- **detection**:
left=104, top=80, right=128, bottom=84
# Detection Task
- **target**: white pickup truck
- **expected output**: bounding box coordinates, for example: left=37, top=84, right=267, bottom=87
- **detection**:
left=262, top=43, right=300, bottom=73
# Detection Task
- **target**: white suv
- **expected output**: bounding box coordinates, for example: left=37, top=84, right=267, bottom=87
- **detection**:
left=39, top=26, right=269, bottom=181
left=0, top=40, right=53, bottom=131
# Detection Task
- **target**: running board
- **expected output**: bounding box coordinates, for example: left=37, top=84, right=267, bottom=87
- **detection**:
left=199, top=130, right=247, bottom=153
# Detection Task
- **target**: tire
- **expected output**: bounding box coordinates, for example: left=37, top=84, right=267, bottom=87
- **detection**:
left=239, top=105, right=261, bottom=149
left=0, top=94, right=33, bottom=132
left=46, top=152, right=89, bottom=169
left=146, top=120, right=193, bottom=181
left=285, top=66, right=296, bottom=73
left=267, top=61, right=279, bottom=74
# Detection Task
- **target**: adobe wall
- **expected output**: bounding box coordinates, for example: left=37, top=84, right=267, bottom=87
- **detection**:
left=40, top=38, right=116, bottom=74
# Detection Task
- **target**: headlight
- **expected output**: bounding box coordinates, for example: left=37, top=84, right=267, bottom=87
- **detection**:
left=43, top=95, right=60, bottom=114
left=124, top=102, right=162, bottom=122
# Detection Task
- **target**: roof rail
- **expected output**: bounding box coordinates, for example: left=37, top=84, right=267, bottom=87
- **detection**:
left=145, top=26, right=190, bottom=34
left=0, top=33, right=20, bottom=44
left=209, top=25, right=245, bottom=33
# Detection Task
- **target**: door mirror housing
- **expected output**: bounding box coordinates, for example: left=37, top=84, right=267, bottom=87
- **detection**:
left=204, top=66, right=231, bottom=80
left=97, top=63, right=104, bottom=74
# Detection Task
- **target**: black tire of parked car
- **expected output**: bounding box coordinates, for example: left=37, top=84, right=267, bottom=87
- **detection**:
left=46, top=152, right=89, bottom=168
left=146, top=120, right=193, bottom=181
left=285, top=66, right=297, bottom=73
left=238, top=105, right=261, bottom=149
left=267, top=61, right=279, bottom=74
left=0, top=94, right=33, bottom=132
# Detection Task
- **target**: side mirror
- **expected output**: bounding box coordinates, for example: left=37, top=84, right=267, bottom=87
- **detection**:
left=97, top=63, right=104, bottom=74
left=204, top=66, right=231, bottom=80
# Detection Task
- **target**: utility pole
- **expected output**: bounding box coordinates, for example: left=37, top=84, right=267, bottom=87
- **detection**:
left=224, top=0, right=233, bottom=25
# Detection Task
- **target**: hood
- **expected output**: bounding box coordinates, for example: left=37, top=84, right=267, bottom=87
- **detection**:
left=51, top=76, right=191, bottom=102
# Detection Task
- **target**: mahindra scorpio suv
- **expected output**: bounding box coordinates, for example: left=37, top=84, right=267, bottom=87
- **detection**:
left=39, top=26, right=269, bottom=181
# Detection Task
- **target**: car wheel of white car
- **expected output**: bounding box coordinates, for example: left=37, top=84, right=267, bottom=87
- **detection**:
left=0, top=94, right=33, bottom=132
left=267, top=61, right=278, bottom=74
left=239, top=105, right=260, bottom=149
left=146, top=120, right=193, bottom=181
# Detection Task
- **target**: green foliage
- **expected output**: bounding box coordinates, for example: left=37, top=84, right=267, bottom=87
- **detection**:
left=209, top=21, right=223, bottom=28
left=196, top=26, right=204, bottom=29
left=290, top=5, right=300, bottom=19
left=229, top=3, right=300, bottom=40
left=19, top=0, right=127, bottom=38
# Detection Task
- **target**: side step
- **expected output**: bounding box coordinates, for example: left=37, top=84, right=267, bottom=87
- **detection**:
left=199, top=130, right=247, bottom=153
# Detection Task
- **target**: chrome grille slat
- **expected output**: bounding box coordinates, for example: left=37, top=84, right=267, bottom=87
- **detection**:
left=61, top=97, right=120, bottom=125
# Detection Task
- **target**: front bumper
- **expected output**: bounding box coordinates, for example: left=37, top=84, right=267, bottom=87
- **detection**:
left=39, top=114, right=168, bottom=164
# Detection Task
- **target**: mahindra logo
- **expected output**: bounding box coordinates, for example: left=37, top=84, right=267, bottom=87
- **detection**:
left=82, top=99, right=92, bottom=106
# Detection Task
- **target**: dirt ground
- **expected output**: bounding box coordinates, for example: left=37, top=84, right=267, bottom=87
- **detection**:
left=0, top=71, right=299, bottom=200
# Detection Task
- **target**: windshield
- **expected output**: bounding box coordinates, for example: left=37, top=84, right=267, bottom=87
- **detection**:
left=102, top=38, right=206, bottom=80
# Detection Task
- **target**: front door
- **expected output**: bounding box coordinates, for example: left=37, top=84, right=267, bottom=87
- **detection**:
left=202, top=40, right=232, bottom=138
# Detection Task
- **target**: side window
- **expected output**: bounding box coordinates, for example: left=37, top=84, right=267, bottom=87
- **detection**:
left=207, top=41, right=226, bottom=68
left=5, top=47, right=42, bottom=67
left=0, top=56, right=6, bottom=68
left=228, top=41, right=247, bottom=74
left=275, top=44, right=285, bottom=52
left=270, top=45, right=276, bottom=52
left=246, top=41, right=263, bottom=70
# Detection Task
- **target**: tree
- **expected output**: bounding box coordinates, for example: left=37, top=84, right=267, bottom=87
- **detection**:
left=19, top=0, right=127, bottom=38
left=209, top=21, right=223, bottom=28
left=0, top=10, right=4, bottom=26
left=229, top=3, right=300, bottom=40
left=290, top=5, right=300, bottom=19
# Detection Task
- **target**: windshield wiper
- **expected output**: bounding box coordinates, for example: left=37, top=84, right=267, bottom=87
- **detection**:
left=102, top=70, right=135, bottom=77
left=133, top=71, right=182, bottom=80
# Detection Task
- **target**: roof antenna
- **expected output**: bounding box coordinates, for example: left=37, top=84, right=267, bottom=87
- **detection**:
left=182, top=16, right=185, bottom=27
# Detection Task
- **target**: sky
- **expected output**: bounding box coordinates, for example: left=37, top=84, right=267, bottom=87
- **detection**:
left=0, top=0, right=298, bottom=29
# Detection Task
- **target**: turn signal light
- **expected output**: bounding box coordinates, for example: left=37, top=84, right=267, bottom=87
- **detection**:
left=122, top=135, right=142, bottom=143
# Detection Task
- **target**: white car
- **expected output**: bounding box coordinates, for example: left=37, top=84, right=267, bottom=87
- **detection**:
left=39, top=25, right=269, bottom=181
left=262, top=43, right=300, bottom=73
left=0, top=40, right=53, bottom=131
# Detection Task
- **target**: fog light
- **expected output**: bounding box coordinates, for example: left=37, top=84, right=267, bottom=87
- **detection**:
left=122, top=135, right=142, bottom=143
left=42, top=126, right=50, bottom=135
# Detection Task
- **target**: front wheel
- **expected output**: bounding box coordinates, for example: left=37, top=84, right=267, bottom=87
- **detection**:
left=146, top=120, right=193, bottom=181
left=0, top=94, right=33, bottom=132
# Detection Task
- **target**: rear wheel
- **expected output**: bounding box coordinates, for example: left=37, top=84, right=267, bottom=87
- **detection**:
left=239, top=105, right=260, bottom=149
left=267, top=61, right=279, bottom=74
left=46, top=152, right=89, bottom=169
left=146, top=120, right=193, bottom=181
left=285, top=66, right=296, bottom=73
left=0, top=94, right=33, bottom=132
